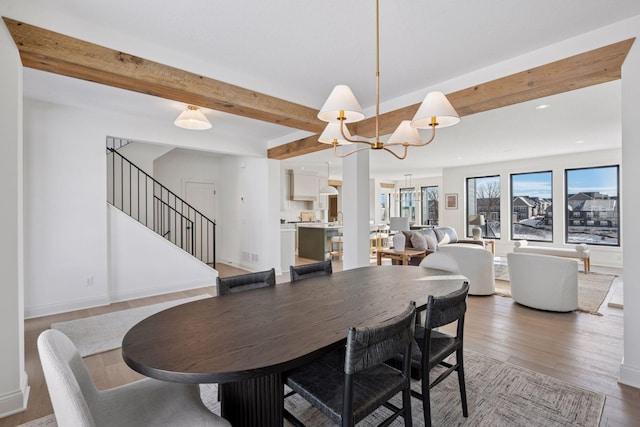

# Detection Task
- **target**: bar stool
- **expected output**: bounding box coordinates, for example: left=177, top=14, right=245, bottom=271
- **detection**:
left=330, top=234, right=343, bottom=260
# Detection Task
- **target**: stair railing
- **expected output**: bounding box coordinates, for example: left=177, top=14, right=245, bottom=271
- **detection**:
left=106, top=147, right=216, bottom=268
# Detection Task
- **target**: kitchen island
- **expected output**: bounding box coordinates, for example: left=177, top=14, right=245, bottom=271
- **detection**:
left=297, top=223, right=342, bottom=261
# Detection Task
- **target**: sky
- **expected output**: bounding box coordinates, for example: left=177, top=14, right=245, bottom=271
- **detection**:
left=566, top=166, right=619, bottom=197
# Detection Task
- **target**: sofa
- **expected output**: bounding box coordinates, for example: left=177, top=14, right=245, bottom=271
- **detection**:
left=513, top=240, right=591, bottom=273
left=393, top=226, right=486, bottom=266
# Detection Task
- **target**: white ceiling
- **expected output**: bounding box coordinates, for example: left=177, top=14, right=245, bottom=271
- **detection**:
left=11, top=0, right=638, bottom=180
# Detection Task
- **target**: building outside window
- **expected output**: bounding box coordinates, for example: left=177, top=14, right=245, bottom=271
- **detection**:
left=420, top=186, right=439, bottom=226
left=511, top=171, right=553, bottom=242
left=399, top=187, right=416, bottom=223
left=565, top=165, right=619, bottom=246
left=466, top=175, right=500, bottom=238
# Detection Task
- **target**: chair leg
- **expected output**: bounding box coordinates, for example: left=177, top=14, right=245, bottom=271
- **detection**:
left=456, top=348, right=468, bottom=418
left=402, top=385, right=413, bottom=427
left=422, top=369, right=432, bottom=427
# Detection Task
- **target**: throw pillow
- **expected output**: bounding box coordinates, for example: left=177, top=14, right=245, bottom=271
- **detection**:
left=392, top=233, right=406, bottom=250
left=424, top=235, right=437, bottom=251
left=411, top=232, right=428, bottom=250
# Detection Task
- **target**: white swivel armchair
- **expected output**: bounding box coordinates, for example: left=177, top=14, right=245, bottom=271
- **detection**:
left=38, top=329, right=230, bottom=427
left=437, top=244, right=495, bottom=295
left=507, top=252, right=578, bottom=312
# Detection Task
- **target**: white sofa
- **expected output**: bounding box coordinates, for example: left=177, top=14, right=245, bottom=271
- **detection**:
left=507, top=252, right=578, bottom=312
left=433, top=244, right=495, bottom=295
left=513, top=240, right=591, bottom=273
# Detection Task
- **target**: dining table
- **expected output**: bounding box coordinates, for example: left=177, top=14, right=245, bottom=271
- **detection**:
left=122, top=265, right=467, bottom=427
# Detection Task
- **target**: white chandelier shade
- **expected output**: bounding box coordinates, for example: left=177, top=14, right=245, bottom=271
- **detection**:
left=317, top=85, right=365, bottom=123
left=174, top=105, right=212, bottom=130
left=388, top=120, right=422, bottom=145
left=410, top=91, right=461, bottom=129
left=318, top=122, right=354, bottom=145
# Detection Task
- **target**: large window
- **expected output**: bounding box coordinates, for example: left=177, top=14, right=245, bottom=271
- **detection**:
left=565, top=165, right=619, bottom=246
left=511, top=171, right=553, bottom=242
left=466, top=175, right=500, bottom=239
left=399, top=187, right=416, bottom=223
left=420, top=186, right=439, bottom=226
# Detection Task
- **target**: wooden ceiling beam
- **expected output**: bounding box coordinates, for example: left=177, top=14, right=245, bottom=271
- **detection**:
left=2, top=17, right=326, bottom=134
left=269, top=38, right=634, bottom=160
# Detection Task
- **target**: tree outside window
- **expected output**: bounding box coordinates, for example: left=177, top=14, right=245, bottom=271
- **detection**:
left=466, top=176, right=500, bottom=238
left=420, top=186, right=439, bottom=226
left=511, top=171, right=553, bottom=242
left=565, top=165, right=619, bottom=246
left=399, top=187, right=416, bottom=223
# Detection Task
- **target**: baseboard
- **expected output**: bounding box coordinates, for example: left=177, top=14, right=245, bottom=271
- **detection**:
left=108, top=279, right=216, bottom=303
left=618, top=359, right=640, bottom=388
left=0, top=373, right=29, bottom=418
left=25, top=296, right=110, bottom=319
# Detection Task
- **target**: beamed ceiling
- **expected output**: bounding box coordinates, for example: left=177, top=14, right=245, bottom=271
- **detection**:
left=3, top=17, right=634, bottom=161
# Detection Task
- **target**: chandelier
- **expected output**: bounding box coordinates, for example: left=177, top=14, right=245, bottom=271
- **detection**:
left=317, top=0, right=460, bottom=160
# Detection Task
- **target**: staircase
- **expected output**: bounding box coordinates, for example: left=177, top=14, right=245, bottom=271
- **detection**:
left=106, top=137, right=216, bottom=268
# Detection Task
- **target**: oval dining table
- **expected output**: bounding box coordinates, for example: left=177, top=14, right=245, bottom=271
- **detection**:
left=122, top=265, right=467, bottom=427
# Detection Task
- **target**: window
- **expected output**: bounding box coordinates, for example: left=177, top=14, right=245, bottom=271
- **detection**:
left=380, top=193, right=389, bottom=222
left=466, top=175, right=500, bottom=238
left=399, top=188, right=416, bottom=223
left=420, top=186, right=439, bottom=226
left=565, top=165, right=619, bottom=246
left=510, top=171, right=553, bottom=242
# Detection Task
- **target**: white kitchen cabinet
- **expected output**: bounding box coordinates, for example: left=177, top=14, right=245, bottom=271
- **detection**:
left=289, top=171, right=318, bottom=201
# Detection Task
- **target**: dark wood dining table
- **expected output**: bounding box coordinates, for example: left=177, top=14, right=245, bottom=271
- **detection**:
left=122, top=265, right=467, bottom=427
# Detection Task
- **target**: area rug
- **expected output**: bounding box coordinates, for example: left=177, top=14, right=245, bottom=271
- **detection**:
left=21, top=349, right=605, bottom=427
left=51, top=294, right=211, bottom=357
left=494, top=272, right=615, bottom=315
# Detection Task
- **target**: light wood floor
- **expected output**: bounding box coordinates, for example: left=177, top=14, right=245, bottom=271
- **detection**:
left=2, top=260, right=637, bottom=427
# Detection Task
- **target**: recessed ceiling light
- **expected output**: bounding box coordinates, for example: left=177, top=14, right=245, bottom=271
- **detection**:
left=576, top=140, right=584, bottom=144
left=535, top=104, right=551, bottom=110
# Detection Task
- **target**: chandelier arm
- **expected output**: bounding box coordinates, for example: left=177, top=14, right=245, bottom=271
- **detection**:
left=339, top=120, right=373, bottom=146
left=385, top=124, right=437, bottom=147
left=382, top=145, right=408, bottom=160
left=333, top=142, right=373, bottom=158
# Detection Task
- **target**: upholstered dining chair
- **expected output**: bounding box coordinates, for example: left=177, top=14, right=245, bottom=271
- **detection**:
left=216, top=267, right=275, bottom=296
left=412, top=282, right=470, bottom=427
left=284, top=303, right=417, bottom=427
left=289, top=260, right=333, bottom=282
left=38, top=329, right=230, bottom=427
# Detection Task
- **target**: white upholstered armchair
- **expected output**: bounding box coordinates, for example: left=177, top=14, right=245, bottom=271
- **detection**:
left=507, top=252, right=578, bottom=312
left=429, top=244, right=495, bottom=295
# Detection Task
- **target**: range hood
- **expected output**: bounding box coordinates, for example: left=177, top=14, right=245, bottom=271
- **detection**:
left=289, top=171, right=318, bottom=201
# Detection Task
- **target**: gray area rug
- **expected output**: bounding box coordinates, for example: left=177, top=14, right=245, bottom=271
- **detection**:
left=22, top=349, right=605, bottom=427
left=50, top=294, right=211, bottom=357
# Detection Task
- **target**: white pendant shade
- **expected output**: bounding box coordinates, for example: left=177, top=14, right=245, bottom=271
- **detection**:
left=410, top=91, right=460, bottom=129
left=319, top=184, right=339, bottom=195
left=318, top=122, right=354, bottom=145
left=174, top=105, right=212, bottom=130
left=388, top=120, right=422, bottom=144
left=317, top=85, right=365, bottom=123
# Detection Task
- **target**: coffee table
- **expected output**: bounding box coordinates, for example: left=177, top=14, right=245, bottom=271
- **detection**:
left=376, top=248, right=427, bottom=265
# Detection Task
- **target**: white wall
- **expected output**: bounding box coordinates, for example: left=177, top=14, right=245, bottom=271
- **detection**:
left=118, top=142, right=173, bottom=176
left=441, top=148, right=622, bottom=267
left=620, top=26, right=640, bottom=388
left=107, top=206, right=216, bottom=301
left=23, top=99, right=110, bottom=317
left=0, top=20, right=29, bottom=418
left=217, top=156, right=281, bottom=273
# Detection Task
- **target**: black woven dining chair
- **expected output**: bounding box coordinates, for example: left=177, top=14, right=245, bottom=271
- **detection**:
left=412, top=282, right=470, bottom=426
left=289, top=260, right=332, bottom=282
left=215, top=268, right=275, bottom=296
left=284, top=302, right=416, bottom=427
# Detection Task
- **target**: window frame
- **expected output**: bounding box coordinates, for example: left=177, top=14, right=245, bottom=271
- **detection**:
left=419, top=185, right=439, bottom=226
left=466, top=175, right=501, bottom=239
left=564, top=165, right=620, bottom=247
left=510, top=170, right=553, bottom=243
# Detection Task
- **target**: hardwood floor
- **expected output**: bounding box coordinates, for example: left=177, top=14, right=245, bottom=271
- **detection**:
left=2, top=260, right=637, bottom=426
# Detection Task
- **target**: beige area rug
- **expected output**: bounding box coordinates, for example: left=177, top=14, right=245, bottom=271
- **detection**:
left=494, top=272, right=615, bottom=315
left=51, top=294, right=212, bottom=357
left=22, top=349, right=605, bottom=427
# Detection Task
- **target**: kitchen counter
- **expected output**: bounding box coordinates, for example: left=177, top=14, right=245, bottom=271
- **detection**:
left=297, top=225, right=342, bottom=261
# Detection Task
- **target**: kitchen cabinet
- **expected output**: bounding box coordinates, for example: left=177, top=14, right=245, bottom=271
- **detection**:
left=297, top=224, right=342, bottom=261
left=289, top=171, right=318, bottom=201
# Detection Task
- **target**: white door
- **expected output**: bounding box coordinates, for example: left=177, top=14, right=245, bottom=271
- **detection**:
left=184, top=181, right=217, bottom=264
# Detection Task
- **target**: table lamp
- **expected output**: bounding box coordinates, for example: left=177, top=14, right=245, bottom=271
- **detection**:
left=469, top=214, right=485, bottom=240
